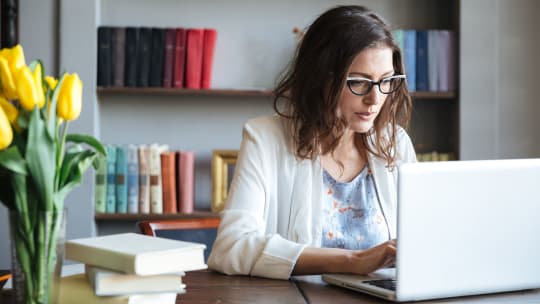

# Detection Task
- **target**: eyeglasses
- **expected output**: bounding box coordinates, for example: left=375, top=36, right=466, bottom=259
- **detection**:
left=346, top=74, right=406, bottom=96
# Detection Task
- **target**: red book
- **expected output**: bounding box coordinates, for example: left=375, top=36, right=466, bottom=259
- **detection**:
left=160, top=152, right=177, bottom=214
left=201, top=29, right=217, bottom=89
left=176, top=151, right=195, bottom=213
left=172, top=28, right=187, bottom=88
left=185, top=29, right=204, bottom=89
left=162, top=28, right=176, bottom=88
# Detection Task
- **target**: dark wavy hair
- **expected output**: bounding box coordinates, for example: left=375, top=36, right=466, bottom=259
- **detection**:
left=273, top=5, right=412, bottom=167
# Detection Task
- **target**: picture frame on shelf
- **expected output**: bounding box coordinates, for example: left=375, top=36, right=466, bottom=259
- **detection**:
left=211, top=150, right=238, bottom=213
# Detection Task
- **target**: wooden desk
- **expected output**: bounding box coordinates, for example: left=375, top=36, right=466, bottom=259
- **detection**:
left=181, top=270, right=540, bottom=304
left=2, top=270, right=540, bottom=303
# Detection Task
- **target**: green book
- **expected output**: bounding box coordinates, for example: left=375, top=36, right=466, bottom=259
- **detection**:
left=94, top=155, right=107, bottom=213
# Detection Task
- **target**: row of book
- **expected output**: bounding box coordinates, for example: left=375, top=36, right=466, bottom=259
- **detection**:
left=417, top=151, right=455, bottom=162
left=394, top=29, right=457, bottom=92
left=94, top=144, right=195, bottom=215
left=62, top=233, right=206, bottom=303
left=97, top=26, right=217, bottom=89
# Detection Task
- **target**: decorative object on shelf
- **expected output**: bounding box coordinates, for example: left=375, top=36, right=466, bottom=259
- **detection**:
left=211, top=150, right=238, bottom=212
left=0, top=44, right=106, bottom=304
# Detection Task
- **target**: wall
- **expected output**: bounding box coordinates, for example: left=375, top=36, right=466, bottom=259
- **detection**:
left=460, top=0, right=540, bottom=159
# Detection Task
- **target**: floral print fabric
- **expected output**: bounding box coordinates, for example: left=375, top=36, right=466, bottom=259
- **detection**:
left=321, top=166, right=389, bottom=250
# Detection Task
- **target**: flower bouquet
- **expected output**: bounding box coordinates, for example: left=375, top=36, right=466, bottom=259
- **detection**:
left=0, top=44, right=105, bottom=303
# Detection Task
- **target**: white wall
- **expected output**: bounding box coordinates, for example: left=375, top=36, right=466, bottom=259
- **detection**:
left=460, top=0, right=540, bottom=159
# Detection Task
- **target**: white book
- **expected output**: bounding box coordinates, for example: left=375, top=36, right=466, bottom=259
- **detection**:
left=85, top=265, right=185, bottom=296
left=149, top=144, right=163, bottom=214
left=60, top=274, right=178, bottom=304
left=66, top=233, right=207, bottom=275
left=137, top=145, right=151, bottom=214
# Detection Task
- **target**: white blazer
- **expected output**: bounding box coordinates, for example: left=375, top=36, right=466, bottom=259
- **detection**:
left=208, top=115, right=417, bottom=279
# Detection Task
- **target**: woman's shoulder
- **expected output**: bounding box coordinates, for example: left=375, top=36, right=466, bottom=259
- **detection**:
left=244, top=115, right=289, bottom=141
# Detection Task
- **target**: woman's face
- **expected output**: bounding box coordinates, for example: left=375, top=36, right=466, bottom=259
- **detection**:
left=337, top=46, right=394, bottom=134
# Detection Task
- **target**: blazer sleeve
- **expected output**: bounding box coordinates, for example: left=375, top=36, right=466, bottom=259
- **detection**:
left=207, top=119, right=305, bottom=279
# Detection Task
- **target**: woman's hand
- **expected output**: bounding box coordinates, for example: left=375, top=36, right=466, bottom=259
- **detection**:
left=348, top=239, right=396, bottom=274
left=292, top=239, right=397, bottom=276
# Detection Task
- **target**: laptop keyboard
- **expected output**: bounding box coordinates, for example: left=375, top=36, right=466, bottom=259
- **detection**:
left=364, top=279, right=396, bottom=291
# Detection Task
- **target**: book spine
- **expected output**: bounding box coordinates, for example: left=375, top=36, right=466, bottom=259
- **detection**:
left=162, top=28, right=176, bottom=88
left=115, top=146, right=128, bottom=213
left=127, top=145, right=139, bottom=214
left=427, top=30, right=439, bottom=92
left=178, top=151, right=195, bottom=213
left=105, top=145, right=117, bottom=213
left=149, top=144, right=163, bottom=214
left=185, top=28, right=204, bottom=89
left=393, top=29, right=404, bottom=54
left=138, top=145, right=151, bottom=214
left=149, top=27, right=166, bottom=87
left=403, top=30, right=416, bottom=92
left=97, top=26, right=113, bottom=87
left=416, top=30, right=429, bottom=91
left=161, top=152, right=178, bottom=213
left=93, top=155, right=107, bottom=213
left=173, top=28, right=187, bottom=88
left=447, top=31, right=457, bottom=92
left=112, top=27, right=126, bottom=87
left=137, top=27, right=152, bottom=87
left=201, top=28, right=217, bottom=89
left=124, top=27, right=139, bottom=87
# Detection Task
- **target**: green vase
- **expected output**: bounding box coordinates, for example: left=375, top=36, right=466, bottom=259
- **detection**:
left=9, top=209, right=66, bottom=304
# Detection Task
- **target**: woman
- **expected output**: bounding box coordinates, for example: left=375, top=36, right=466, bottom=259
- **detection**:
left=208, top=5, right=416, bottom=279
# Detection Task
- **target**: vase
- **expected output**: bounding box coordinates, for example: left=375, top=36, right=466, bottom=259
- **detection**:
left=9, top=209, right=66, bottom=304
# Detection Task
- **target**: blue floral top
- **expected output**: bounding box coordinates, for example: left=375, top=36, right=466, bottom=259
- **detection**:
left=321, top=165, right=389, bottom=250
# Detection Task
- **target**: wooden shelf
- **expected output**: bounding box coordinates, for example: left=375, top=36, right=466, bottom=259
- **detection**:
left=97, top=87, right=455, bottom=99
left=95, top=210, right=219, bottom=221
left=97, top=87, right=273, bottom=97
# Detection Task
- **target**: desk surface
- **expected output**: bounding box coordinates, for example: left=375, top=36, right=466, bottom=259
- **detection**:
left=2, top=270, right=540, bottom=303
left=180, top=270, right=540, bottom=304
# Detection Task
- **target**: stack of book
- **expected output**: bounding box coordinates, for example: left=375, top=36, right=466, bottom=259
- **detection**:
left=62, top=233, right=206, bottom=304
left=97, top=26, right=218, bottom=89
left=94, top=144, right=195, bottom=215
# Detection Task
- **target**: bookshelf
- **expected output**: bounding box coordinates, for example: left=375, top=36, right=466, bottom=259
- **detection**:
left=95, top=210, right=218, bottom=222
left=94, top=0, right=461, bottom=234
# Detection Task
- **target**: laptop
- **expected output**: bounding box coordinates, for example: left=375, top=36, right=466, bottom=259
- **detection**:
left=323, top=158, right=540, bottom=302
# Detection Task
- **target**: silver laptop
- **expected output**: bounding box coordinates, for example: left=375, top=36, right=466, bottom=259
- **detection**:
left=323, top=158, right=540, bottom=302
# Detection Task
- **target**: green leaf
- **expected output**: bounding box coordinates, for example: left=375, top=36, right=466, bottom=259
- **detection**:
left=47, top=73, right=66, bottom=139
left=66, top=133, right=107, bottom=156
left=0, top=146, right=27, bottom=175
left=0, top=173, right=14, bottom=209
left=58, top=147, right=94, bottom=189
left=56, top=152, right=97, bottom=204
left=26, top=106, right=56, bottom=211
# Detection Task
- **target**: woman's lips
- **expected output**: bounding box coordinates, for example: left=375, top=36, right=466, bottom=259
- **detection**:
left=355, top=112, right=374, bottom=120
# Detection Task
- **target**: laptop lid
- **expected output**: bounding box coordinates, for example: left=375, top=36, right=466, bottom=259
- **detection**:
left=396, top=158, right=540, bottom=301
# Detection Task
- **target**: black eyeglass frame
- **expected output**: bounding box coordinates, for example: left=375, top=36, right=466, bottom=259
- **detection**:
left=346, top=74, right=406, bottom=96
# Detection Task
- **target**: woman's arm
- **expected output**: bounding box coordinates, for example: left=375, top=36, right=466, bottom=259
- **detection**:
left=292, top=239, right=397, bottom=275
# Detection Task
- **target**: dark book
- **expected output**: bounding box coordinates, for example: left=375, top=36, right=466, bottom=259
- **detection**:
left=97, top=26, right=113, bottom=87
left=124, top=27, right=139, bottom=87
left=173, top=28, right=187, bottom=88
left=136, top=27, right=153, bottom=87
left=185, top=28, right=204, bottom=89
left=201, top=29, right=217, bottom=89
left=1, top=0, right=18, bottom=48
left=162, top=28, right=177, bottom=88
left=416, top=30, right=429, bottom=91
left=111, top=27, right=126, bottom=87
left=149, top=27, right=166, bottom=87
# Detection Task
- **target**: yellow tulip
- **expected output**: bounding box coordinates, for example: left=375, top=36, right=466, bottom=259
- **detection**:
left=57, top=73, right=82, bottom=121
left=32, top=64, right=45, bottom=108
left=0, top=56, right=17, bottom=100
left=45, top=76, right=58, bottom=90
left=8, top=45, right=26, bottom=72
left=0, top=96, right=18, bottom=123
left=0, top=106, right=13, bottom=149
left=16, top=66, right=41, bottom=110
